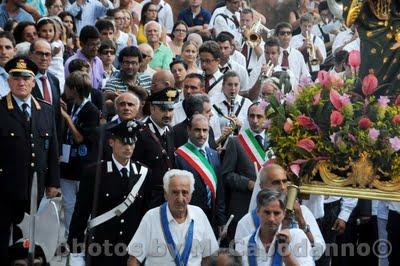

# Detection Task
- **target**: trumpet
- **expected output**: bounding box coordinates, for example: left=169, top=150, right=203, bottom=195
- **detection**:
left=306, top=31, right=319, bottom=66
left=243, top=19, right=274, bottom=49
left=260, top=60, right=274, bottom=83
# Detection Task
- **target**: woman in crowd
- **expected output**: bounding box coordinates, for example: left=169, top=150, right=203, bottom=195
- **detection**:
left=99, top=39, right=118, bottom=88
left=181, top=40, right=201, bottom=74
left=60, top=71, right=100, bottom=237
left=46, top=0, right=64, bottom=16
left=167, top=21, right=188, bottom=58
left=113, top=8, right=135, bottom=56
left=58, top=11, right=78, bottom=62
left=137, top=2, right=167, bottom=44
left=13, top=21, right=38, bottom=44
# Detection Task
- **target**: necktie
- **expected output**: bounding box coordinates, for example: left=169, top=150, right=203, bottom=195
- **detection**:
left=219, top=66, right=229, bottom=74
left=255, top=134, right=264, bottom=148
left=199, top=149, right=206, bottom=159
left=204, top=75, right=212, bottom=93
left=120, top=167, right=129, bottom=194
left=22, top=103, right=30, bottom=122
left=242, top=43, right=248, bottom=59
left=281, top=50, right=289, bottom=68
left=40, top=75, right=52, bottom=104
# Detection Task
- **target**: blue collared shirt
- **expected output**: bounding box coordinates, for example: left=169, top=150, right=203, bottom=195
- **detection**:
left=12, top=94, right=32, bottom=117
left=66, top=0, right=113, bottom=33
left=65, top=49, right=105, bottom=90
left=0, top=4, right=34, bottom=28
left=0, top=66, right=9, bottom=97
left=177, top=7, right=211, bottom=27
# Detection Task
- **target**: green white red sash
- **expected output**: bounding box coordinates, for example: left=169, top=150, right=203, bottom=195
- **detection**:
left=176, top=143, right=218, bottom=201
left=238, top=129, right=266, bottom=169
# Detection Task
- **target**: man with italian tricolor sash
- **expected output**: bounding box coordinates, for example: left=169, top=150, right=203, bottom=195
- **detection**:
left=175, top=114, right=227, bottom=234
left=221, top=102, right=271, bottom=243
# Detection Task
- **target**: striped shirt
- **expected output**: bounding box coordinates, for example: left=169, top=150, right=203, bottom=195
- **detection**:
left=103, top=71, right=151, bottom=93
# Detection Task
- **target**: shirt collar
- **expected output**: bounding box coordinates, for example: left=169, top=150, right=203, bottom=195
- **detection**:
left=222, top=93, right=240, bottom=104
left=250, top=129, right=265, bottom=139
left=112, top=154, right=130, bottom=176
left=149, top=116, right=168, bottom=136
left=188, top=138, right=207, bottom=151
left=12, top=94, right=32, bottom=109
left=0, top=66, right=8, bottom=76
left=166, top=203, right=192, bottom=224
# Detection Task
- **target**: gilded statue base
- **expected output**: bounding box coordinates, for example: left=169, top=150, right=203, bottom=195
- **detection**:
left=299, top=152, right=400, bottom=201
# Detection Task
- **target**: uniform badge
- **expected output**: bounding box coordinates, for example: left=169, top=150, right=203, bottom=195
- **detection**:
left=78, top=145, right=88, bottom=157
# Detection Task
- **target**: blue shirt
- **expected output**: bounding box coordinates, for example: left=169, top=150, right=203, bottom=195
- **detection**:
left=66, top=0, right=113, bottom=33
left=177, top=7, right=211, bottom=27
left=0, top=66, right=9, bottom=97
left=0, top=4, right=34, bottom=28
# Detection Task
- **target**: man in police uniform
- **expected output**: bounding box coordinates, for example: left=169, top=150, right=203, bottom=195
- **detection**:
left=0, top=56, right=60, bottom=264
left=133, top=83, right=178, bottom=208
left=68, top=120, right=152, bottom=266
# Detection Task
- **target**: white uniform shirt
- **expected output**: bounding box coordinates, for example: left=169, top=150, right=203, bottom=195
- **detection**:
left=211, top=92, right=252, bottom=131
left=290, top=33, right=327, bottom=65
left=141, top=0, right=174, bottom=33
left=207, top=70, right=224, bottom=97
left=127, top=204, right=218, bottom=265
left=278, top=47, right=311, bottom=84
left=235, top=205, right=325, bottom=260
left=332, top=29, right=360, bottom=54
left=324, top=196, right=358, bottom=222
left=211, top=7, right=242, bottom=44
left=236, top=227, right=315, bottom=266
left=232, top=50, right=247, bottom=68
left=219, top=58, right=249, bottom=91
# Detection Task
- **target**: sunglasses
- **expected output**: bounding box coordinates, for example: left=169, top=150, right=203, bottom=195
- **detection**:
left=100, top=50, right=115, bottom=55
left=141, top=53, right=151, bottom=59
left=278, top=31, right=292, bottom=36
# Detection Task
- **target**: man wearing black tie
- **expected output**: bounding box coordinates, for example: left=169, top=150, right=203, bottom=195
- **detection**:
left=221, top=102, right=269, bottom=242
left=0, top=56, right=60, bottom=264
left=133, top=73, right=178, bottom=207
left=29, top=39, right=62, bottom=143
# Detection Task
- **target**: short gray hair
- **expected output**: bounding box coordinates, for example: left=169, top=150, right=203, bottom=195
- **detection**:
left=259, top=163, right=286, bottom=186
left=114, top=91, right=140, bottom=109
left=256, top=189, right=285, bottom=210
left=144, top=21, right=162, bottom=38
left=163, top=169, right=195, bottom=195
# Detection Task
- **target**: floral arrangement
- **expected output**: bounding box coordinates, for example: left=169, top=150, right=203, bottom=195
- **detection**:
left=266, top=57, right=400, bottom=183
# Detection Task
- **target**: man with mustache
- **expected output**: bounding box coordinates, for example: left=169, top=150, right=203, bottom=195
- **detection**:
left=133, top=70, right=177, bottom=208
left=175, top=114, right=226, bottom=231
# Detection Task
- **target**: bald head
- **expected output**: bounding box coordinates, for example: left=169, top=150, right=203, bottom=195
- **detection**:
left=29, top=38, right=52, bottom=73
left=115, top=92, right=140, bottom=121
left=151, top=70, right=175, bottom=93
left=259, top=164, right=288, bottom=193
left=188, top=114, right=209, bottom=147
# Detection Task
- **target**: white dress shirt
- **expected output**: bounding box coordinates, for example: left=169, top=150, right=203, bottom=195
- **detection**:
left=0, top=66, right=9, bottom=97
left=236, top=227, right=315, bottom=266
left=149, top=116, right=168, bottom=136
left=142, top=0, right=174, bottom=33
left=13, top=94, right=32, bottom=117
left=112, top=154, right=130, bottom=176
left=332, top=29, right=360, bottom=54
left=219, top=58, right=249, bottom=91
left=127, top=204, right=219, bottom=265
left=290, top=32, right=327, bottom=71
left=232, top=50, right=247, bottom=68
left=211, top=92, right=252, bottom=131
left=211, top=7, right=242, bottom=44
left=206, top=70, right=224, bottom=97
left=278, top=47, right=311, bottom=84
left=235, top=205, right=325, bottom=260
left=324, top=196, right=358, bottom=222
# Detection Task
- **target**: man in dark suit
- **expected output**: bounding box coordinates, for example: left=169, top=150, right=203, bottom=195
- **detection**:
left=29, top=39, right=62, bottom=142
left=133, top=70, right=178, bottom=208
left=0, top=56, right=60, bottom=264
left=68, top=120, right=152, bottom=266
left=173, top=93, right=217, bottom=149
left=221, top=102, right=269, bottom=242
left=175, top=114, right=226, bottom=231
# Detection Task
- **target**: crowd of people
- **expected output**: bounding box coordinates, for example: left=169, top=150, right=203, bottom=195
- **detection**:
left=0, top=0, right=397, bottom=265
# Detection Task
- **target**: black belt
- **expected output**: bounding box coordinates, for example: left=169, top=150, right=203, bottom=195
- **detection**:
left=324, top=199, right=341, bottom=208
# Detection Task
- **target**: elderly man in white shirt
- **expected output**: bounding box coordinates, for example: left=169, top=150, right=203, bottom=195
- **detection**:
left=127, top=169, right=219, bottom=265
left=141, top=0, right=174, bottom=33
left=236, top=189, right=315, bottom=266
left=211, top=71, right=252, bottom=134
left=238, top=164, right=325, bottom=261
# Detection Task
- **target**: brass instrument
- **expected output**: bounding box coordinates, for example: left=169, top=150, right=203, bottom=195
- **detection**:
left=283, top=184, right=299, bottom=228
left=229, top=93, right=235, bottom=116
left=213, top=104, right=238, bottom=146
left=244, top=19, right=274, bottom=49
left=260, top=60, right=274, bottom=84
left=306, top=30, right=319, bottom=65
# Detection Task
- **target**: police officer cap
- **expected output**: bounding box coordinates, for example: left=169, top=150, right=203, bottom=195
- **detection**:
left=108, top=120, right=140, bottom=145
left=5, top=56, right=38, bottom=77
left=147, top=87, right=178, bottom=109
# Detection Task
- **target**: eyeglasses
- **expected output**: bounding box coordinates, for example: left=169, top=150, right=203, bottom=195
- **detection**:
left=200, top=59, right=216, bottom=65
left=141, top=54, right=151, bottom=59
left=121, top=61, right=139, bottom=66
left=174, top=29, right=187, bottom=33
left=100, top=50, right=115, bottom=55
left=34, top=51, right=52, bottom=58
left=278, top=31, right=292, bottom=36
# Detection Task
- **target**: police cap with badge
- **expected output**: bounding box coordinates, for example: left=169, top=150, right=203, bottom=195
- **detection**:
left=147, top=87, right=179, bottom=110
left=5, top=56, right=38, bottom=77
left=108, top=120, right=141, bottom=145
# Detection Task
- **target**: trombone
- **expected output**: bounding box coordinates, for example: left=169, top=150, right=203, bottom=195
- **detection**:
left=306, top=31, right=319, bottom=65
left=260, top=60, right=274, bottom=83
